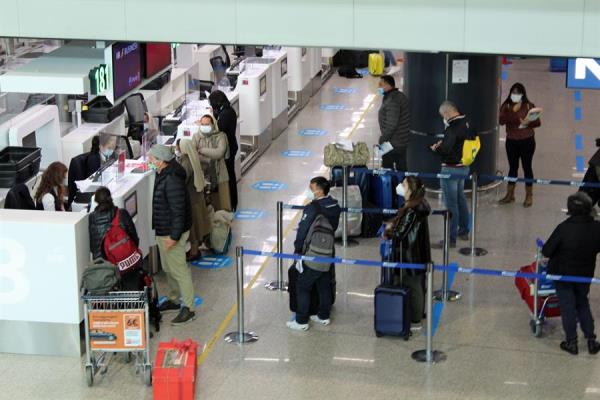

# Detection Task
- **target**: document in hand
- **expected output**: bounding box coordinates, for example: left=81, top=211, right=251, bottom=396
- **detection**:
left=519, top=107, right=543, bottom=129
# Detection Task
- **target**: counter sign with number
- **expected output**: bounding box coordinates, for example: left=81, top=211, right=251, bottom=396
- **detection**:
left=89, top=64, right=110, bottom=95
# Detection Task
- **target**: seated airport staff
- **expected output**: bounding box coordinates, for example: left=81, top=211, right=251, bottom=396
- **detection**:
left=209, top=90, right=239, bottom=211
left=175, top=139, right=212, bottom=260
left=34, top=161, right=69, bottom=211
left=192, top=113, right=232, bottom=212
left=287, top=177, right=341, bottom=332
left=148, top=144, right=196, bottom=326
left=88, top=187, right=142, bottom=290
left=384, top=176, right=431, bottom=331
left=542, top=192, right=600, bottom=355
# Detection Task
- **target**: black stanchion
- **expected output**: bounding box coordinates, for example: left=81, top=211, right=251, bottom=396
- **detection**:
left=459, top=173, right=488, bottom=257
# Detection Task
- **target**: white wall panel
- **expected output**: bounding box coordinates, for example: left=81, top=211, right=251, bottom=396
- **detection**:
left=236, top=0, right=353, bottom=47
left=583, top=0, right=600, bottom=57
left=125, top=0, right=236, bottom=44
left=0, top=1, right=20, bottom=37
left=465, top=0, right=585, bottom=56
left=355, top=0, right=465, bottom=52
left=17, top=0, right=127, bottom=40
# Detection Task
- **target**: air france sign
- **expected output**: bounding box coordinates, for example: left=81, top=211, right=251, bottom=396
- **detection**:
left=567, top=58, right=600, bottom=89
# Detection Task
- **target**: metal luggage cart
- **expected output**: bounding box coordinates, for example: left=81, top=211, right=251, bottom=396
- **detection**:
left=82, top=291, right=152, bottom=387
left=529, top=242, right=559, bottom=338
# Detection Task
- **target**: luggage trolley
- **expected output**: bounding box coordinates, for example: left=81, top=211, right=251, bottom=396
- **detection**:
left=514, top=240, right=560, bottom=338
left=82, top=291, right=152, bottom=386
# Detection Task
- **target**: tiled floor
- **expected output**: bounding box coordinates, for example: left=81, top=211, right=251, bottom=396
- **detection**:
left=4, top=58, right=600, bottom=399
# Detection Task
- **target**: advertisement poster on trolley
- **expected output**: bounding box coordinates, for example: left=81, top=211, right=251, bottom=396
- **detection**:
left=88, top=311, right=145, bottom=350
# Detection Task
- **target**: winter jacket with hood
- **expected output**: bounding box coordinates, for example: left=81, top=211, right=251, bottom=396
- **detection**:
left=151, top=160, right=192, bottom=240
left=192, top=113, right=230, bottom=186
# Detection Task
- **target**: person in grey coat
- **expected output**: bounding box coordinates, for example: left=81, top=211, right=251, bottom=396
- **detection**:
left=377, top=75, right=410, bottom=171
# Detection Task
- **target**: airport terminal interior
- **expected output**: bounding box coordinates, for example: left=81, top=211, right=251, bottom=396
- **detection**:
left=1, top=26, right=600, bottom=400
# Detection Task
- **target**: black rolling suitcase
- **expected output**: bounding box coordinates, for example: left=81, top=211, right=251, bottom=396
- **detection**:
left=288, top=262, right=336, bottom=314
left=374, top=240, right=411, bottom=339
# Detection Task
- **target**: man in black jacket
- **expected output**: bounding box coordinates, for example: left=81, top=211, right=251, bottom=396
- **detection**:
left=287, top=177, right=341, bottom=331
left=209, top=90, right=239, bottom=210
left=542, top=192, right=600, bottom=355
left=377, top=75, right=410, bottom=171
left=148, top=144, right=195, bottom=326
left=431, top=100, right=471, bottom=248
left=580, top=140, right=600, bottom=207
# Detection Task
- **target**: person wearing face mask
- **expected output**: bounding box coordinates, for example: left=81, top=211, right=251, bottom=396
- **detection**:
left=147, top=144, right=196, bottom=326
left=430, top=100, right=472, bottom=248
left=34, top=161, right=69, bottom=211
left=498, top=82, right=541, bottom=207
left=377, top=74, right=410, bottom=171
left=209, top=90, right=239, bottom=211
left=287, top=177, right=341, bottom=331
left=175, top=139, right=212, bottom=260
left=384, top=176, right=431, bottom=330
left=192, top=113, right=232, bottom=212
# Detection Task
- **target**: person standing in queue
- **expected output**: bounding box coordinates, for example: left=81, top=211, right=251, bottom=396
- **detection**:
left=498, top=82, right=541, bottom=208
left=147, top=144, right=195, bottom=326
left=287, top=177, right=341, bottom=331
left=542, top=192, right=600, bottom=355
left=209, top=90, right=239, bottom=211
left=175, top=139, right=212, bottom=260
left=579, top=139, right=600, bottom=207
left=384, top=176, right=431, bottom=331
left=34, top=161, right=69, bottom=211
left=430, top=100, right=471, bottom=248
left=377, top=75, right=410, bottom=171
left=193, top=113, right=232, bottom=212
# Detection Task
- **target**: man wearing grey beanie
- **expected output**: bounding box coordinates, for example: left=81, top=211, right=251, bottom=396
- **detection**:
left=148, top=144, right=196, bottom=325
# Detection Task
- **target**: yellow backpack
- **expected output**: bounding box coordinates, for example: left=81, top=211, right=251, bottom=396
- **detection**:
left=461, top=135, right=481, bottom=166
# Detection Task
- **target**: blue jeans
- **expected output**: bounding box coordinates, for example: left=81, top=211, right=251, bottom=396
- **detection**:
left=440, top=166, right=470, bottom=243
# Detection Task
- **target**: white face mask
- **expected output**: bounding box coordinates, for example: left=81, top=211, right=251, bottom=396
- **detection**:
left=396, top=183, right=406, bottom=197
left=305, top=190, right=315, bottom=201
left=143, top=123, right=149, bottom=131
left=102, top=148, right=114, bottom=159
left=511, top=94, right=523, bottom=103
left=200, top=125, right=212, bottom=135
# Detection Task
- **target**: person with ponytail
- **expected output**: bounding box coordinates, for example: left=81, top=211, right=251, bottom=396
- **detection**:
left=384, top=176, right=432, bottom=330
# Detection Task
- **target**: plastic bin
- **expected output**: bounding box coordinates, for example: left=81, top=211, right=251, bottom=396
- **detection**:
left=0, top=146, right=41, bottom=188
left=82, top=96, right=125, bottom=123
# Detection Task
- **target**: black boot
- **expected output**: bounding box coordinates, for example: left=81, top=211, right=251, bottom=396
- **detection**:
left=560, top=340, right=579, bottom=355
left=588, top=340, right=600, bottom=355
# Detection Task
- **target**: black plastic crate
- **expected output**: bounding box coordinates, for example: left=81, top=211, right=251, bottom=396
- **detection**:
left=82, top=96, right=125, bottom=123
left=0, top=146, right=42, bottom=188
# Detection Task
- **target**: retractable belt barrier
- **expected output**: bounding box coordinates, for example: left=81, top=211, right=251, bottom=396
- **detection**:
left=282, top=203, right=447, bottom=216
left=342, top=167, right=600, bottom=189
left=243, top=249, right=600, bottom=285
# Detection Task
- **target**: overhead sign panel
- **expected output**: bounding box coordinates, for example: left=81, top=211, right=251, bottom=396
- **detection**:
left=567, top=58, right=600, bottom=89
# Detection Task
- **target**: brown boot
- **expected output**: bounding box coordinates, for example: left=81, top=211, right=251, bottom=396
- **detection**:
left=498, top=183, right=515, bottom=204
left=523, top=186, right=533, bottom=208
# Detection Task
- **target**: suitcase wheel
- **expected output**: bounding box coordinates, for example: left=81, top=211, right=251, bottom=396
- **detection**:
left=375, top=331, right=383, bottom=338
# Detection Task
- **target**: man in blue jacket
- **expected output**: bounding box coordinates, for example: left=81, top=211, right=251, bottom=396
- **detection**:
left=288, top=177, right=341, bottom=331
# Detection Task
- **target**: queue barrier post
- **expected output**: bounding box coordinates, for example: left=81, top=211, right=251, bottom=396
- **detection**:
left=339, top=165, right=358, bottom=248
left=412, top=262, right=447, bottom=364
left=266, top=201, right=288, bottom=291
left=459, top=172, right=488, bottom=257
left=224, top=247, right=259, bottom=344
left=434, top=210, right=461, bottom=302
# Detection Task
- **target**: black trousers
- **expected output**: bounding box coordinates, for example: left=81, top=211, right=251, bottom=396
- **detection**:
left=382, top=147, right=407, bottom=172
left=296, top=266, right=333, bottom=324
left=555, top=282, right=596, bottom=341
left=225, top=156, right=238, bottom=211
left=506, top=137, right=536, bottom=187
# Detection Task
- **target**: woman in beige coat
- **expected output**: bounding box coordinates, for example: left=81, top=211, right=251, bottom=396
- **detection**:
left=176, top=138, right=212, bottom=259
left=192, top=113, right=232, bottom=212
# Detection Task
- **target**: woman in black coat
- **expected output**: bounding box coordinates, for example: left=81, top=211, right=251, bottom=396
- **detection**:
left=384, top=176, right=432, bottom=330
left=209, top=90, right=238, bottom=210
left=542, top=192, right=600, bottom=355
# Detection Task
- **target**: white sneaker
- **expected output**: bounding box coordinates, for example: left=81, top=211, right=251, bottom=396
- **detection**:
left=286, top=320, right=309, bottom=331
left=411, top=322, right=423, bottom=332
left=310, top=315, right=331, bottom=326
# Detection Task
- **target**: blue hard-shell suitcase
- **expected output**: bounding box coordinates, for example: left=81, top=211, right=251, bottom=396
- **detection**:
left=369, top=173, right=394, bottom=209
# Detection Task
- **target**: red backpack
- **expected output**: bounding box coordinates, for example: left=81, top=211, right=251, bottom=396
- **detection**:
left=103, top=209, right=142, bottom=274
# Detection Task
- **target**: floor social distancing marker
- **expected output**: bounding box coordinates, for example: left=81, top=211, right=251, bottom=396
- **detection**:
left=191, top=255, right=232, bottom=269
left=281, top=150, right=312, bottom=158
left=234, top=209, right=265, bottom=220
left=298, top=128, right=327, bottom=137
left=334, top=87, right=357, bottom=94
left=320, top=104, right=346, bottom=111
left=159, top=295, right=203, bottom=308
left=252, top=180, right=287, bottom=191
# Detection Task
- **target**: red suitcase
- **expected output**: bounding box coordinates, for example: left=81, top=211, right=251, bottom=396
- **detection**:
left=514, top=263, right=560, bottom=318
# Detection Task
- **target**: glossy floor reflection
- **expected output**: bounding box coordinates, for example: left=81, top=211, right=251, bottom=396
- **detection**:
left=4, top=58, right=600, bottom=400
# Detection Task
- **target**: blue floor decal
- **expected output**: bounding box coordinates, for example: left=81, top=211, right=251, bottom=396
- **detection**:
left=575, top=134, right=584, bottom=151
left=334, top=87, right=357, bottom=94
left=430, top=268, right=457, bottom=338
left=574, top=90, right=582, bottom=102
left=282, top=150, right=312, bottom=158
left=575, top=107, right=582, bottom=121
left=235, top=209, right=265, bottom=220
left=191, top=255, right=232, bottom=269
left=158, top=295, right=203, bottom=308
left=298, top=128, right=327, bottom=137
left=501, top=70, right=508, bottom=81
left=252, top=180, right=287, bottom=191
left=320, top=104, right=346, bottom=111
left=576, top=156, right=585, bottom=172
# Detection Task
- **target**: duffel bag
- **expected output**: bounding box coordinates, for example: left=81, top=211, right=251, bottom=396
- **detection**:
left=324, top=142, right=370, bottom=167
